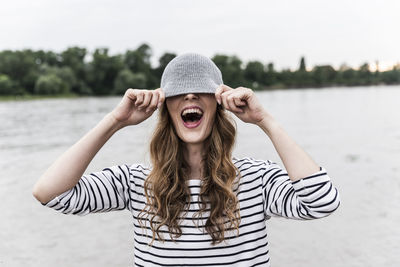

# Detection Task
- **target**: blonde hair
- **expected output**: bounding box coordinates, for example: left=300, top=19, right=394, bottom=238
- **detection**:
left=138, top=104, right=241, bottom=245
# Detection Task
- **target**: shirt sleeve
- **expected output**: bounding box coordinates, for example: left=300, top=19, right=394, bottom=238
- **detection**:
left=43, top=164, right=132, bottom=216
left=261, top=160, right=340, bottom=220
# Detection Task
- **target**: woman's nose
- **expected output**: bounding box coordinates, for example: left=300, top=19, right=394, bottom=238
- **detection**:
left=184, top=93, right=199, bottom=100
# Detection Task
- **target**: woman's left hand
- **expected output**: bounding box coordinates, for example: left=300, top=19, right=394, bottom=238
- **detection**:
left=215, top=84, right=269, bottom=125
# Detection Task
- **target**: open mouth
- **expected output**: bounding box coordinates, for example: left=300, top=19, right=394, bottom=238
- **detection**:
left=181, top=107, right=203, bottom=128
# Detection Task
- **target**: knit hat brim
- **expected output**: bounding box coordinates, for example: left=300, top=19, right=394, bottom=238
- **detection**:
left=163, top=80, right=220, bottom=98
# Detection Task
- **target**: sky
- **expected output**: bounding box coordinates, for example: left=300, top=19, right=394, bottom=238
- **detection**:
left=1, top=0, right=399, bottom=71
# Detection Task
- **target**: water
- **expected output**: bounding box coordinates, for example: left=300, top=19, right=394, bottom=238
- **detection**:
left=1, top=86, right=399, bottom=266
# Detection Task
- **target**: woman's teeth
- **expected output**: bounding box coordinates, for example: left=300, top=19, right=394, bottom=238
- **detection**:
left=182, top=108, right=203, bottom=116
left=181, top=107, right=204, bottom=123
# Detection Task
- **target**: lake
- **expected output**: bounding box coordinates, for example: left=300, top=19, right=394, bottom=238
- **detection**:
left=0, top=86, right=399, bottom=266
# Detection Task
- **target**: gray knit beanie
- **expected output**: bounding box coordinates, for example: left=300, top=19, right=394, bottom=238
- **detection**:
left=161, top=53, right=223, bottom=98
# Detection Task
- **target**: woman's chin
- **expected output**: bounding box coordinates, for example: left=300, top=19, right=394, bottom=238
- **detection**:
left=175, top=120, right=213, bottom=145
left=181, top=138, right=204, bottom=145
left=180, top=132, right=208, bottom=145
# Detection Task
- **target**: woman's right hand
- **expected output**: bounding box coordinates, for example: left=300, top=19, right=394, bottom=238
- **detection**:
left=110, top=88, right=165, bottom=128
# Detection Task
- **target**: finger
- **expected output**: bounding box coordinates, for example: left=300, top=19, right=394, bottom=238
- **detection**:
left=134, top=91, right=144, bottom=107
left=215, top=84, right=232, bottom=105
left=231, top=89, right=250, bottom=102
left=227, top=94, right=244, bottom=113
left=157, top=88, right=165, bottom=108
left=126, top=88, right=138, bottom=101
left=237, top=87, right=253, bottom=101
left=139, top=91, right=152, bottom=110
left=234, top=97, right=246, bottom=107
left=147, top=90, right=159, bottom=112
left=215, top=85, right=224, bottom=105
left=220, top=90, right=233, bottom=111
left=222, top=84, right=234, bottom=90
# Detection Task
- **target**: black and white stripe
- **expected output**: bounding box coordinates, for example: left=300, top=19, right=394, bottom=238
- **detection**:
left=45, top=157, right=340, bottom=266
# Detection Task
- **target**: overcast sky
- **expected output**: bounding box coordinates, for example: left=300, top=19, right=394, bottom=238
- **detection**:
left=1, top=0, right=399, bottom=70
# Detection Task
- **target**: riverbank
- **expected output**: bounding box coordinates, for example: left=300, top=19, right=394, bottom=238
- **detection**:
left=1, top=84, right=398, bottom=102
left=0, top=93, right=79, bottom=102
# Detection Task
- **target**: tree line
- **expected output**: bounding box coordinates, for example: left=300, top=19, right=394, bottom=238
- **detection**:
left=1, top=43, right=399, bottom=96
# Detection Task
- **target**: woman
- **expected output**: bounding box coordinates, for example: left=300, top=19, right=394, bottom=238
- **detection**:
left=33, top=53, right=340, bottom=266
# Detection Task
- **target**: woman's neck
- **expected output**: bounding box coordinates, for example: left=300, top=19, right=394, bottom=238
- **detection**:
left=184, top=143, right=204, bottom=180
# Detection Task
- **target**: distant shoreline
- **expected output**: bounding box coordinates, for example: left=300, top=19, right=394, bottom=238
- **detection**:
left=0, top=93, right=79, bottom=102
left=1, top=84, right=398, bottom=102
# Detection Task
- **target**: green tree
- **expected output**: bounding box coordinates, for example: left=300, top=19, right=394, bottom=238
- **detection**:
left=86, top=48, right=123, bottom=95
left=113, top=69, right=147, bottom=94
left=124, top=44, right=151, bottom=73
left=212, top=54, right=245, bottom=87
left=311, top=65, right=337, bottom=86
left=381, top=67, right=400, bottom=84
left=277, top=69, right=295, bottom=87
left=34, top=74, right=69, bottom=95
left=158, top=53, right=176, bottom=69
left=0, top=74, right=19, bottom=95
left=61, top=47, right=88, bottom=93
left=357, top=63, right=372, bottom=85
left=299, top=56, right=306, bottom=72
left=293, top=57, right=312, bottom=87
left=124, top=43, right=157, bottom=88
left=33, top=50, right=60, bottom=66
left=244, top=61, right=264, bottom=89
left=0, top=50, right=40, bottom=93
left=38, top=65, right=78, bottom=93
left=263, top=62, right=278, bottom=86
left=293, top=71, right=312, bottom=88
left=154, top=52, right=176, bottom=83
left=336, top=64, right=357, bottom=85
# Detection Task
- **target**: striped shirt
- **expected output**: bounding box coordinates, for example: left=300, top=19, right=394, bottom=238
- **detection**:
left=44, top=157, right=340, bottom=266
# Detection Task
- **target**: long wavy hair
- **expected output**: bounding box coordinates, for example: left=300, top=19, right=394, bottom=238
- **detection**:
left=138, top=103, right=241, bottom=245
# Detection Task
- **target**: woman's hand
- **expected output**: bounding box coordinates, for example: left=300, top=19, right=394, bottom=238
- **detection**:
left=110, top=88, right=165, bottom=128
left=215, top=84, right=270, bottom=126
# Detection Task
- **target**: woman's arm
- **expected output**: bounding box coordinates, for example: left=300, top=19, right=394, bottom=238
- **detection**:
left=32, top=88, right=164, bottom=204
left=256, top=114, right=320, bottom=181
left=215, top=84, right=319, bottom=182
left=217, top=85, right=340, bottom=218
left=32, top=113, right=120, bottom=204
